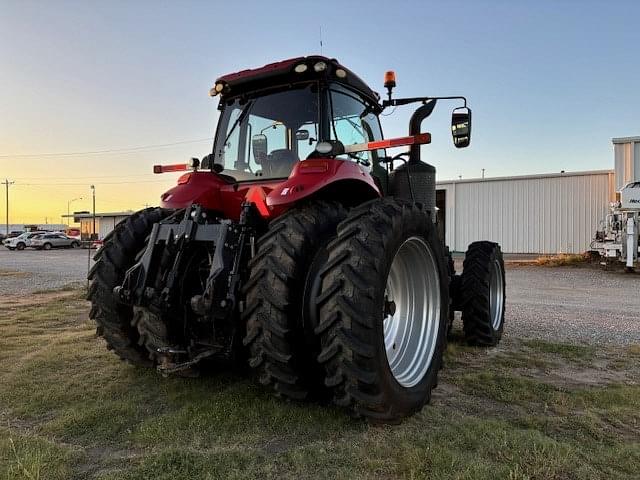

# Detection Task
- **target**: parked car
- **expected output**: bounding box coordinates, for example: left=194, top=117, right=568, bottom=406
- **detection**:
left=30, top=233, right=81, bottom=250
left=3, top=231, right=47, bottom=250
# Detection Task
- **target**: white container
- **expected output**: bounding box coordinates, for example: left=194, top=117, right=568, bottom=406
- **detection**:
left=613, top=136, right=640, bottom=192
left=620, top=181, right=640, bottom=210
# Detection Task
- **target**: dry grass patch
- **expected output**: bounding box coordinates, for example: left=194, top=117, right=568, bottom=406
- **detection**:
left=508, top=253, right=591, bottom=267
left=0, top=269, right=31, bottom=278
left=534, top=253, right=590, bottom=267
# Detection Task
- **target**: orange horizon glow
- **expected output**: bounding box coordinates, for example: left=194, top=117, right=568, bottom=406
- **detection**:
left=0, top=155, right=188, bottom=225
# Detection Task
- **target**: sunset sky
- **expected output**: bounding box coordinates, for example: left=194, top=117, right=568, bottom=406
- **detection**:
left=1, top=0, right=639, bottom=225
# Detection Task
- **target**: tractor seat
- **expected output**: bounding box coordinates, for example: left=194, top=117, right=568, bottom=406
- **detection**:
left=266, top=149, right=299, bottom=177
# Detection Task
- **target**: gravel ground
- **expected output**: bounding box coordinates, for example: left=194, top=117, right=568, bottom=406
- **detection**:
left=0, top=247, right=94, bottom=293
left=1, top=247, right=639, bottom=346
left=502, top=264, right=640, bottom=346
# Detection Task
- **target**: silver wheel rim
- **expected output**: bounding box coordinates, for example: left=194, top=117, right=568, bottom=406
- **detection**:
left=383, top=237, right=441, bottom=388
left=490, top=259, right=505, bottom=330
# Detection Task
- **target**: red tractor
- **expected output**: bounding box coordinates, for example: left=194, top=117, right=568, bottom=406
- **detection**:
left=89, top=56, right=505, bottom=422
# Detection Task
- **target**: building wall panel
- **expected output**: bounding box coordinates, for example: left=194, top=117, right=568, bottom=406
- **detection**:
left=438, top=171, right=612, bottom=254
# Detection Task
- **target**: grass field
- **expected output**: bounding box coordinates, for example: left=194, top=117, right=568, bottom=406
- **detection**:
left=1, top=289, right=639, bottom=479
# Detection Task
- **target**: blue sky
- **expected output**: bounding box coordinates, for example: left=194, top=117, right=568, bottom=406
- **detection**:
left=0, top=0, right=638, bottom=221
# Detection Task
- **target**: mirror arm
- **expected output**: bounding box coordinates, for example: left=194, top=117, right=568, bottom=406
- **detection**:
left=382, top=95, right=467, bottom=110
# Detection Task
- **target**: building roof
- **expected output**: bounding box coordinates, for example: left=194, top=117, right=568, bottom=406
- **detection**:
left=437, top=169, right=613, bottom=186
left=612, top=136, right=640, bottom=144
left=63, top=211, right=134, bottom=219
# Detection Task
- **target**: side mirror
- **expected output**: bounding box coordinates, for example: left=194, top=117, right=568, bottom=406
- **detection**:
left=451, top=107, right=471, bottom=148
left=252, top=134, right=268, bottom=164
left=295, top=129, right=310, bottom=141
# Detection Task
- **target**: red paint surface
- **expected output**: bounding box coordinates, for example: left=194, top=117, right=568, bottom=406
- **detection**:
left=266, top=159, right=380, bottom=208
left=160, top=159, right=380, bottom=220
left=216, top=57, right=304, bottom=84
left=160, top=172, right=283, bottom=221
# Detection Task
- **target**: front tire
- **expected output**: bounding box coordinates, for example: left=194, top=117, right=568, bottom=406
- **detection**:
left=461, top=241, right=506, bottom=346
left=88, top=208, right=172, bottom=366
left=43, top=243, right=52, bottom=251
left=243, top=201, right=347, bottom=401
left=16, top=242, right=25, bottom=251
left=315, top=199, right=448, bottom=422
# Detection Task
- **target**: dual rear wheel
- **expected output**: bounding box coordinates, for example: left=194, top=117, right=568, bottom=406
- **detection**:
left=244, top=198, right=450, bottom=422
left=245, top=198, right=506, bottom=422
left=315, top=199, right=448, bottom=421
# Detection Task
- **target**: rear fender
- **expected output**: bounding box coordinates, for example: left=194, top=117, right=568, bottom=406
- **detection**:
left=266, top=159, right=381, bottom=209
left=160, top=171, right=284, bottom=221
left=160, top=172, right=224, bottom=211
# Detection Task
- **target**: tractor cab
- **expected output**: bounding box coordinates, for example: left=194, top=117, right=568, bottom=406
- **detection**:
left=157, top=56, right=471, bottom=217
left=207, top=56, right=386, bottom=183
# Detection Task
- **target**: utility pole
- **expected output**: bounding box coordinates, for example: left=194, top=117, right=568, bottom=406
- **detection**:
left=90, top=185, right=96, bottom=239
left=4, top=179, right=14, bottom=236
left=482, top=168, right=485, bottom=179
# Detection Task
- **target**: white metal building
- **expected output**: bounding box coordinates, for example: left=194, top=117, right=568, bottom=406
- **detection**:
left=437, top=137, right=640, bottom=254
left=437, top=170, right=614, bottom=254
left=67, top=211, right=133, bottom=241
left=437, top=136, right=640, bottom=254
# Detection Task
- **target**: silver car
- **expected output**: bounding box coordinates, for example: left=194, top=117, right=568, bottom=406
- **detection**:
left=30, top=233, right=81, bottom=250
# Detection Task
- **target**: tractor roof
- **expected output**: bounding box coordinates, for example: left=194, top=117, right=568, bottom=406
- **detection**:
left=214, top=56, right=380, bottom=105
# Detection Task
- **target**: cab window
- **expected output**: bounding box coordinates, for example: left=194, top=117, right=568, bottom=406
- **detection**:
left=216, top=84, right=320, bottom=181
left=245, top=115, right=287, bottom=173
left=328, top=86, right=385, bottom=165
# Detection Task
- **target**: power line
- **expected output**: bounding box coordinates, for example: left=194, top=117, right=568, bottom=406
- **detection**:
left=0, top=138, right=213, bottom=158
left=12, top=173, right=158, bottom=180
left=14, top=180, right=172, bottom=186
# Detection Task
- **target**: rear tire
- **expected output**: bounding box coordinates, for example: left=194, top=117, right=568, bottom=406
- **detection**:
left=315, top=199, right=448, bottom=422
left=461, top=241, right=505, bottom=346
left=243, top=201, right=347, bottom=401
left=88, top=207, right=172, bottom=366
left=43, top=243, right=52, bottom=250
